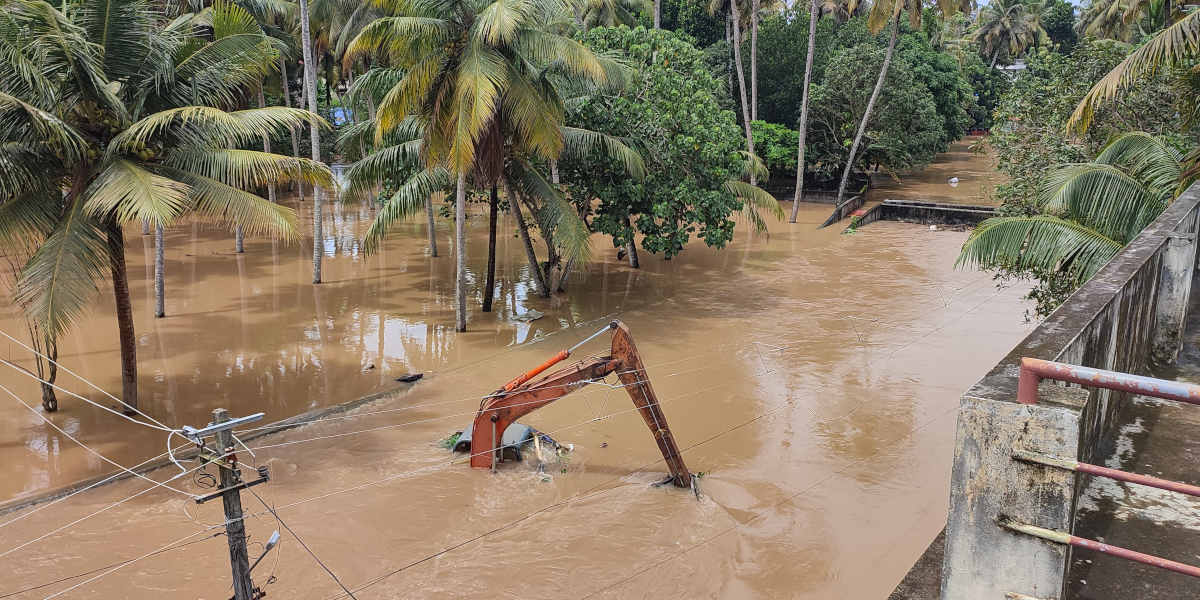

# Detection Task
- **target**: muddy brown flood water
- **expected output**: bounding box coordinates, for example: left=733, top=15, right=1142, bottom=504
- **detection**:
left=868, top=137, right=1005, bottom=206
left=0, top=193, right=1034, bottom=598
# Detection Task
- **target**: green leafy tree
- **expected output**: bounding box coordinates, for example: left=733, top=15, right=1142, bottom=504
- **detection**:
left=990, top=39, right=1181, bottom=213
left=0, top=0, right=329, bottom=410
left=564, top=26, right=781, bottom=260
left=1042, top=0, right=1078, bottom=51
left=809, top=43, right=944, bottom=182
left=752, top=6, right=835, bottom=127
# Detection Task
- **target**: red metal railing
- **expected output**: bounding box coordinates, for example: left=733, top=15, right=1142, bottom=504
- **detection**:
left=1009, top=357, right=1200, bottom=579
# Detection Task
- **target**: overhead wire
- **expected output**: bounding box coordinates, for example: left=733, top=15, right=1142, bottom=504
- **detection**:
left=0, top=531, right=225, bottom=599
left=0, top=329, right=175, bottom=431
left=0, top=382, right=192, bottom=497
left=248, top=489, right=358, bottom=600
left=577, top=405, right=965, bottom=599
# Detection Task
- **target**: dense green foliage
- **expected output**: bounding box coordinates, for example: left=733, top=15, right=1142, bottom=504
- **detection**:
left=564, top=27, right=753, bottom=258
left=749, top=8, right=836, bottom=126
left=989, top=40, right=1182, bottom=214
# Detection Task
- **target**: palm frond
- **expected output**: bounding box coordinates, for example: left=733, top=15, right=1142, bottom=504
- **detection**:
left=362, top=167, right=451, bottom=253
left=343, top=139, right=423, bottom=201
left=166, top=148, right=335, bottom=190
left=14, top=198, right=110, bottom=339
left=475, top=0, right=532, bottom=45
left=83, top=159, right=192, bottom=226
left=724, top=179, right=784, bottom=233
left=111, top=106, right=327, bottom=157
left=159, top=167, right=299, bottom=239
left=560, top=126, right=645, bottom=179
left=509, top=159, right=592, bottom=265
left=956, top=215, right=1123, bottom=285
left=1068, top=11, right=1200, bottom=133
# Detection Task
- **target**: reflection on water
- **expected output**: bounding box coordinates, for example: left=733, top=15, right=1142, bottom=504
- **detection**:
left=0, top=187, right=1035, bottom=599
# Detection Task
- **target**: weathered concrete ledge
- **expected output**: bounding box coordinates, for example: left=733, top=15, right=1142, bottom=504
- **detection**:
left=0, top=380, right=421, bottom=516
left=935, top=182, right=1200, bottom=599
left=852, top=199, right=996, bottom=229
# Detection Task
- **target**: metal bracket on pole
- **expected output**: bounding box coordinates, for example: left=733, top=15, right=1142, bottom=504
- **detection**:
left=195, top=466, right=271, bottom=504
left=181, top=412, right=264, bottom=444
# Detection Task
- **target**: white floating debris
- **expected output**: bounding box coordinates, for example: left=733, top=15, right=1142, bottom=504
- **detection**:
left=514, top=309, right=545, bottom=322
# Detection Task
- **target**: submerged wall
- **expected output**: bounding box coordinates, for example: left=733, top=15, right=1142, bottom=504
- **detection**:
left=940, top=183, right=1200, bottom=599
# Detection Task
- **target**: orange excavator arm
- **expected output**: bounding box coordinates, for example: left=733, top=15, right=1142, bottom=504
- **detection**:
left=469, top=321, right=693, bottom=488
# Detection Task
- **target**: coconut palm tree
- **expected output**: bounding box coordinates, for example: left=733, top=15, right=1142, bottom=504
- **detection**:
left=0, top=0, right=331, bottom=411
left=343, top=0, right=643, bottom=329
left=975, top=0, right=1049, bottom=66
left=297, top=0, right=326, bottom=284
left=829, top=0, right=971, bottom=218
left=958, top=132, right=1192, bottom=286
left=1068, top=10, right=1200, bottom=134
left=577, top=0, right=651, bottom=29
left=789, top=0, right=819, bottom=223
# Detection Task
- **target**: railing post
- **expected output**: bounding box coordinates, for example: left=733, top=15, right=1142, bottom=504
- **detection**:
left=1153, top=203, right=1199, bottom=364
left=941, top=383, right=1090, bottom=600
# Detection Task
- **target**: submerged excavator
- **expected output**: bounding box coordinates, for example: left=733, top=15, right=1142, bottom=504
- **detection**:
left=453, top=320, right=693, bottom=488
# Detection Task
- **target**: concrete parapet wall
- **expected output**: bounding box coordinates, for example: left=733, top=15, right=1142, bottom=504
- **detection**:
left=939, top=183, right=1200, bottom=599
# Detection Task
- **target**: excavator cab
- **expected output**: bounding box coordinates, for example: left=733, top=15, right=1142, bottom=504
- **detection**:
left=456, top=321, right=693, bottom=488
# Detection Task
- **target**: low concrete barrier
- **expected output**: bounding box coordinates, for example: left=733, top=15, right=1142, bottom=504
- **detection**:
left=940, top=183, right=1200, bottom=599
left=859, top=199, right=996, bottom=227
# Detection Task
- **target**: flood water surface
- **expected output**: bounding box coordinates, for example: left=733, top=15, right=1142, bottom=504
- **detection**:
left=868, top=137, right=1006, bottom=206
left=0, top=196, right=1034, bottom=598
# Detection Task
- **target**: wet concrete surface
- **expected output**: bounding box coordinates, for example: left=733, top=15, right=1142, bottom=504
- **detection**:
left=868, top=138, right=1005, bottom=207
left=1067, top=282, right=1200, bottom=600
left=0, top=194, right=1036, bottom=598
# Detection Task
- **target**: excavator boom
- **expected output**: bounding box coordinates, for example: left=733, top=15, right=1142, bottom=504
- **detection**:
left=468, top=321, right=693, bottom=488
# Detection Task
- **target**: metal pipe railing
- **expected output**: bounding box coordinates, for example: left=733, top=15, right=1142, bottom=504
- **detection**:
left=1013, top=450, right=1200, bottom=498
left=1008, top=357, right=1200, bottom=580
left=1017, top=357, right=1200, bottom=406
left=1000, top=518, right=1200, bottom=578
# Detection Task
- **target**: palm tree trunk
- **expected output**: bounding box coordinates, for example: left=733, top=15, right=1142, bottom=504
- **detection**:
left=729, top=0, right=757, bottom=186
left=625, top=216, right=640, bottom=268
left=279, top=56, right=304, bottom=200
left=789, top=0, right=819, bottom=223
left=834, top=14, right=898, bottom=211
left=425, top=193, right=439, bottom=257
left=483, top=184, right=498, bottom=312
left=154, top=223, right=165, bottom=318
left=105, top=221, right=138, bottom=412
left=654, top=0, right=661, bottom=27
left=258, top=85, right=277, bottom=204
left=504, top=178, right=550, bottom=297
left=454, top=171, right=468, bottom=332
left=750, top=0, right=759, bottom=123
left=298, top=0, right=323, bottom=284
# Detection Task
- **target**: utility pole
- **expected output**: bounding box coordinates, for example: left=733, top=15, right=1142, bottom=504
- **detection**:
left=215, top=409, right=253, bottom=600
left=189, top=409, right=270, bottom=600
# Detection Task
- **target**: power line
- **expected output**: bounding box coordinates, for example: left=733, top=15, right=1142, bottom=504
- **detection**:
left=40, top=528, right=219, bottom=599
left=0, top=532, right=224, bottom=599
left=248, top=489, right=358, bottom=600
left=578, top=406, right=963, bottom=599
left=0, top=382, right=192, bottom=497
left=0, top=329, right=174, bottom=431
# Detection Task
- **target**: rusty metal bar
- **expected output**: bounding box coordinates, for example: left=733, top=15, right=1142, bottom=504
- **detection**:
left=1013, top=450, right=1200, bottom=498
left=1000, top=518, right=1200, bottom=578
left=1017, top=357, right=1200, bottom=406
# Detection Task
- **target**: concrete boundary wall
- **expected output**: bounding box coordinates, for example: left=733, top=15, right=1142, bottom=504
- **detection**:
left=940, top=183, right=1200, bottom=599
